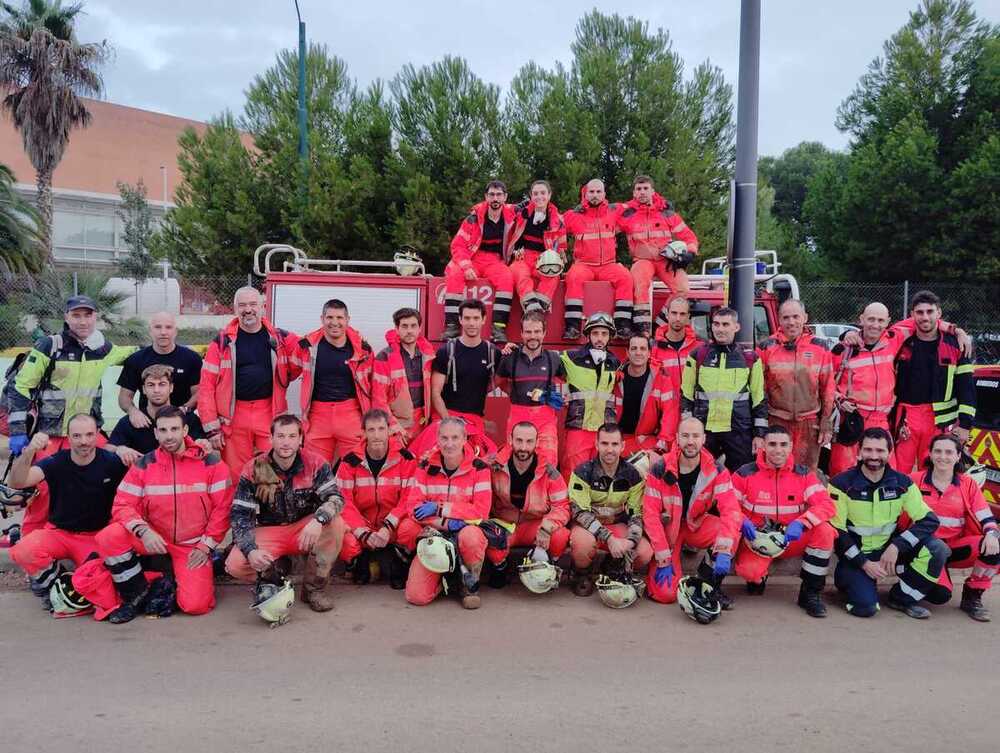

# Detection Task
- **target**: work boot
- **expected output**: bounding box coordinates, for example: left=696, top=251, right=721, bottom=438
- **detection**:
left=351, top=551, right=372, bottom=585
left=459, top=565, right=481, bottom=609
left=571, top=566, right=595, bottom=597
left=107, top=585, right=150, bottom=625
left=715, top=586, right=734, bottom=611
left=302, top=555, right=334, bottom=612
left=886, top=594, right=930, bottom=619
left=443, top=320, right=460, bottom=339
left=960, top=585, right=991, bottom=622
left=797, top=584, right=828, bottom=618
left=487, top=559, right=508, bottom=589
left=562, top=326, right=581, bottom=341
left=700, top=564, right=733, bottom=611
left=491, top=323, right=508, bottom=344
left=388, top=546, right=411, bottom=590
left=745, top=575, right=767, bottom=595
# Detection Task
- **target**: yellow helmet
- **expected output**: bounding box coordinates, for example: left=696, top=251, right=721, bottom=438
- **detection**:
left=535, top=249, right=564, bottom=277
left=595, top=573, right=643, bottom=608
left=49, top=572, right=92, bottom=619
left=416, top=533, right=457, bottom=574
left=676, top=576, right=721, bottom=624
left=517, top=557, right=562, bottom=594
left=251, top=579, right=295, bottom=627
left=748, top=520, right=787, bottom=558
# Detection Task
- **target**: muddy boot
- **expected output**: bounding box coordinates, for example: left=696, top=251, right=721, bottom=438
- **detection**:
left=107, top=579, right=150, bottom=625
left=746, top=575, right=768, bottom=595
left=797, top=584, right=828, bottom=618
left=459, top=562, right=482, bottom=609
left=302, top=554, right=335, bottom=612
left=487, top=559, right=508, bottom=589
left=571, top=565, right=595, bottom=597
left=960, top=585, right=991, bottom=622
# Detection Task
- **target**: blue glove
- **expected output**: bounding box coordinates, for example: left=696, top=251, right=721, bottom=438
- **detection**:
left=784, top=520, right=804, bottom=544
left=414, top=502, right=439, bottom=521
left=740, top=519, right=757, bottom=541
left=654, top=564, right=674, bottom=588
left=446, top=520, right=466, bottom=533
left=713, top=552, right=732, bottom=576
left=542, top=387, right=564, bottom=410
left=8, top=434, right=28, bottom=457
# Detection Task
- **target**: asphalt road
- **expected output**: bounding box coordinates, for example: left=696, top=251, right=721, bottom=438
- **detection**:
left=1, top=579, right=997, bottom=752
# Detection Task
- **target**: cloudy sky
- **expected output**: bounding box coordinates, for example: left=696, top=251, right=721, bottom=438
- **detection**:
left=74, top=0, right=999, bottom=157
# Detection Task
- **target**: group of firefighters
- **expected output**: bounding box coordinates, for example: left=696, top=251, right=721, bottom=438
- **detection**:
left=0, top=176, right=992, bottom=627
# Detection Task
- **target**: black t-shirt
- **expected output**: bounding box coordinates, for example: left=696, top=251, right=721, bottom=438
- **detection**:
left=663, top=338, right=684, bottom=351
left=677, top=466, right=700, bottom=518
left=36, top=449, right=126, bottom=532
left=313, top=339, right=356, bottom=403
left=367, top=452, right=386, bottom=478
left=234, top=328, right=274, bottom=401
left=108, top=412, right=205, bottom=454
left=432, top=340, right=493, bottom=416
left=515, top=212, right=548, bottom=253
left=117, top=345, right=203, bottom=411
left=507, top=456, right=537, bottom=510
left=896, top=336, right=938, bottom=405
left=619, top=368, right=649, bottom=435
left=480, top=215, right=505, bottom=255
left=402, top=347, right=426, bottom=409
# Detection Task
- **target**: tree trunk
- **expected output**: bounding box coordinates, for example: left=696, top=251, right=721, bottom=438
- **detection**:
left=36, top=168, right=54, bottom=267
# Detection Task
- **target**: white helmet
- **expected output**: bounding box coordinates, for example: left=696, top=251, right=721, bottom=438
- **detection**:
left=595, top=573, right=643, bottom=608
left=748, top=520, right=787, bottom=558
left=49, top=572, right=93, bottom=619
left=416, top=534, right=457, bottom=574
left=251, top=579, right=295, bottom=627
left=967, top=463, right=988, bottom=489
left=535, top=249, right=564, bottom=277
left=393, top=248, right=422, bottom=276
left=676, top=576, right=721, bottom=624
left=625, top=450, right=652, bottom=479
left=517, top=557, right=562, bottom=594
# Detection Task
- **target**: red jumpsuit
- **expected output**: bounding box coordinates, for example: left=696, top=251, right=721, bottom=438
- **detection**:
left=19, top=434, right=108, bottom=536
left=401, top=445, right=492, bottom=605
left=642, top=447, right=740, bottom=602
left=613, top=365, right=675, bottom=455
left=496, top=348, right=565, bottom=464
left=508, top=202, right=566, bottom=312
left=911, top=471, right=1000, bottom=593
left=731, top=452, right=836, bottom=589
left=616, top=194, right=698, bottom=332
left=372, top=329, right=436, bottom=445
left=486, top=448, right=571, bottom=565
left=757, top=332, right=835, bottom=471
left=649, top=325, right=701, bottom=445
left=562, top=189, right=632, bottom=334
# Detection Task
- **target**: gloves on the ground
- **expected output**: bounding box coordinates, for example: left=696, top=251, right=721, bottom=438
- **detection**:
left=654, top=564, right=674, bottom=587
left=414, top=502, right=439, bottom=521
left=8, top=434, right=28, bottom=457
left=713, top=552, right=732, bottom=576
left=784, top=521, right=804, bottom=544
left=446, top=519, right=466, bottom=533
left=740, top=519, right=757, bottom=541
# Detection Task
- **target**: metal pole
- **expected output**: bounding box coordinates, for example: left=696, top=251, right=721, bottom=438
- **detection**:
left=730, top=0, right=761, bottom=347
left=295, top=1, right=308, bottom=205
left=902, top=279, right=909, bottom=319
left=160, top=164, right=168, bottom=211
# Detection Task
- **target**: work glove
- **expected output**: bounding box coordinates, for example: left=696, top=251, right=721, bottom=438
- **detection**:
left=654, top=564, right=674, bottom=588
left=740, top=519, right=757, bottom=541
left=784, top=520, right=804, bottom=545
left=713, top=552, right=732, bottom=577
left=8, top=434, right=28, bottom=457
left=542, top=387, right=564, bottom=410
left=413, top=502, right=439, bottom=521
left=446, top=519, right=466, bottom=533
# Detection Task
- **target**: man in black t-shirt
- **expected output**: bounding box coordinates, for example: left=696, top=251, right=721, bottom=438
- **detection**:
left=8, top=415, right=129, bottom=615
left=117, top=312, right=201, bottom=426
left=109, top=364, right=205, bottom=454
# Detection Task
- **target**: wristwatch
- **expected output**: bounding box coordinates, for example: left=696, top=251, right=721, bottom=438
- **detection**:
left=314, top=509, right=332, bottom=526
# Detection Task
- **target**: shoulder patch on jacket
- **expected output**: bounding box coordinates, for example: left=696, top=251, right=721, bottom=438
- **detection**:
left=135, top=451, right=157, bottom=470
left=298, top=337, right=310, bottom=349
left=399, top=448, right=415, bottom=461
left=793, top=463, right=810, bottom=477
left=343, top=452, right=363, bottom=467
left=572, top=205, right=585, bottom=213
left=544, top=463, right=560, bottom=480
left=735, top=462, right=760, bottom=478
left=648, top=457, right=666, bottom=480
left=810, top=337, right=830, bottom=351
left=465, top=213, right=478, bottom=224
left=620, top=207, right=636, bottom=218
left=760, top=337, right=778, bottom=350
left=203, top=452, right=222, bottom=467
left=472, top=458, right=488, bottom=470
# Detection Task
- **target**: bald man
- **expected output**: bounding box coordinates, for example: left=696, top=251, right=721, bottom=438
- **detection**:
left=117, top=311, right=203, bottom=428
left=561, top=179, right=634, bottom=341
left=758, top=300, right=835, bottom=471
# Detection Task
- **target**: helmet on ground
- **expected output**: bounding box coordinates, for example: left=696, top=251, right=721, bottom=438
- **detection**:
left=595, top=573, right=642, bottom=608
left=676, top=576, right=721, bottom=624
left=836, top=410, right=864, bottom=446
left=749, top=519, right=787, bottom=558
left=583, top=312, right=615, bottom=335
left=393, top=248, right=422, bottom=276
left=535, top=249, right=564, bottom=277
left=517, top=557, right=562, bottom=594
left=251, top=579, right=295, bottom=627
left=625, top=450, right=652, bottom=479
left=416, top=533, right=457, bottom=574
left=49, top=572, right=92, bottom=618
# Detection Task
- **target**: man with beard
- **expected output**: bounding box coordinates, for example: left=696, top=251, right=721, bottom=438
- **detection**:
left=562, top=179, right=634, bottom=340
left=109, top=365, right=205, bottom=454
left=829, top=428, right=947, bottom=619
left=444, top=181, right=517, bottom=342
left=508, top=180, right=566, bottom=315
left=643, top=418, right=741, bottom=606
left=199, top=287, right=301, bottom=479
left=650, top=296, right=701, bottom=447
left=373, top=307, right=436, bottom=446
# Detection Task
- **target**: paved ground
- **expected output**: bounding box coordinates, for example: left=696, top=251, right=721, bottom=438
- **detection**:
left=1, top=577, right=997, bottom=753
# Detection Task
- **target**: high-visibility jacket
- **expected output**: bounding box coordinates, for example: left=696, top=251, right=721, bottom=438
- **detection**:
left=296, top=326, right=374, bottom=422
left=613, top=365, right=675, bottom=442
left=509, top=202, right=567, bottom=254
left=563, top=188, right=621, bottom=266
left=489, top=447, right=569, bottom=530
left=732, top=451, right=835, bottom=529
left=372, top=329, right=436, bottom=435
left=198, top=318, right=301, bottom=437
left=910, top=470, right=998, bottom=542
left=681, top=342, right=768, bottom=435
left=450, top=201, right=520, bottom=266
left=403, top=445, right=492, bottom=527
left=337, top=442, right=416, bottom=538
left=114, top=438, right=232, bottom=550
left=758, top=332, right=835, bottom=428
left=643, top=446, right=740, bottom=562
left=828, top=466, right=939, bottom=560
left=615, top=193, right=698, bottom=261
left=230, top=449, right=343, bottom=556
left=568, top=458, right=645, bottom=544
left=560, top=347, right=620, bottom=431
left=896, top=330, right=976, bottom=429
left=10, top=327, right=135, bottom=436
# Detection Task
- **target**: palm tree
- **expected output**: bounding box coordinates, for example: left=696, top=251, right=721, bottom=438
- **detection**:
left=0, top=161, right=43, bottom=273
left=0, top=0, right=109, bottom=264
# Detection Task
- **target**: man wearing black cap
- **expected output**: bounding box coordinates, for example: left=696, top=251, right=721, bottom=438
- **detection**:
left=6, top=295, right=136, bottom=537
